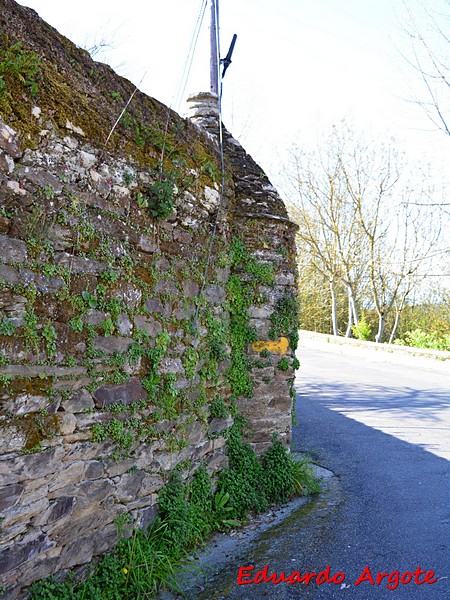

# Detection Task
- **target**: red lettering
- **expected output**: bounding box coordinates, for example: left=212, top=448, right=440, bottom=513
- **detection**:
left=316, top=565, right=332, bottom=584
left=302, top=572, right=317, bottom=584
left=401, top=572, right=413, bottom=584
left=413, top=567, right=428, bottom=584
left=237, top=566, right=254, bottom=585
left=254, top=565, right=269, bottom=584
left=424, top=571, right=437, bottom=584
left=274, top=572, right=289, bottom=584
left=288, top=571, right=303, bottom=584
left=332, top=571, right=345, bottom=584
left=376, top=572, right=388, bottom=584
left=354, top=566, right=375, bottom=586
left=386, top=571, right=400, bottom=590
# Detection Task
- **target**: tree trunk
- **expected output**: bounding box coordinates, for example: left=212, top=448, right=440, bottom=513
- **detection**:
left=330, top=279, right=338, bottom=336
left=375, top=314, right=385, bottom=344
left=345, top=292, right=353, bottom=337
left=389, top=310, right=400, bottom=344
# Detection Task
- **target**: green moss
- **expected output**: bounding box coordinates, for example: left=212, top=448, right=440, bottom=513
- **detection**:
left=269, top=291, right=300, bottom=349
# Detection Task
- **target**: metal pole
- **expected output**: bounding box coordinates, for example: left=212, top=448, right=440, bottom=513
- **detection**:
left=210, top=0, right=219, bottom=95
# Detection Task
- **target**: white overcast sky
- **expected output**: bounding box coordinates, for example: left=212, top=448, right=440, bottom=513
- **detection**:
left=19, top=0, right=450, bottom=195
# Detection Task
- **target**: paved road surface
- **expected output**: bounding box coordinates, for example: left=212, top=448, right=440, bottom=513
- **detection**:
left=192, top=343, right=449, bottom=599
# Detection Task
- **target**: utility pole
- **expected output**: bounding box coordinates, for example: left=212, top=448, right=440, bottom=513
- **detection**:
left=210, top=0, right=220, bottom=96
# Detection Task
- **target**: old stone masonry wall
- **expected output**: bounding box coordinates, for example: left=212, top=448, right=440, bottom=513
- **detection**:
left=0, top=0, right=299, bottom=596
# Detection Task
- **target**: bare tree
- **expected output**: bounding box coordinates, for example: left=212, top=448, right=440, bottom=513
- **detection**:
left=287, top=125, right=367, bottom=336
left=287, top=123, right=442, bottom=343
left=401, top=0, right=450, bottom=136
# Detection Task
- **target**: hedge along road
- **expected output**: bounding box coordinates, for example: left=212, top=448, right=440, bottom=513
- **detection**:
left=191, top=335, right=449, bottom=600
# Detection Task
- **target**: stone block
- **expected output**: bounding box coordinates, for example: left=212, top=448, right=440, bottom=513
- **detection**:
left=0, top=484, right=24, bottom=512
left=145, top=298, right=163, bottom=314
left=93, top=335, right=135, bottom=354
left=204, top=284, right=226, bottom=305
left=2, top=497, right=49, bottom=529
left=134, top=314, right=162, bottom=337
left=208, top=416, right=233, bottom=435
left=185, top=421, right=206, bottom=445
left=93, top=377, right=147, bottom=408
left=11, top=446, right=65, bottom=481
left=0, top=120, right=22, bottom=158
left=5, top=393, right=52, bottom=416
left=173, top=228, right=193, bottom=244
left=61, top=389, right=94, bottom=413
left=17, top=167, right=64, bottom=194
left=0, top=426, right=27, bottom=454
left=55, top=252, right=108, bottom=275
left=117, top=313, right=133, bottom=336
left=158, top=357, right=184, bottom=375
left=0, top=234, right=27, bottom=264
left=58, top=414, right=77, bottom=435
left=47, top=496, right=76, bottom=524
left=249, top=304, right=272, bottom=319
left=20, top=477, right=49, bottom=505
left=60, top=536, right=94, bottom=569
left=0, top=264, right=21, bottom=285
left=79, top=479, right=114, bottom=503
left=114, top=471, right=145, bottom=502
left=83, top=460, right=104, bottom=481
left=138, top=234, right=159, bottom=253
left=139, top=474, right=164, bottom=496
left=48, top=461, right=85, bottom=493
left=182, top=279, right=200, bottom=297
left=0, top=533, right=54, bottom=576
left=82, top=309, right=107, bottom=326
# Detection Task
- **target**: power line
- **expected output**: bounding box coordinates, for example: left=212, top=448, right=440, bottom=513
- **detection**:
left=172, top=0, right=208, bottom=113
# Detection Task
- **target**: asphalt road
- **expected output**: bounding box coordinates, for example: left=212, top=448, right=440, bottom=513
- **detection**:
left=192, top=343, right=450, bottom=600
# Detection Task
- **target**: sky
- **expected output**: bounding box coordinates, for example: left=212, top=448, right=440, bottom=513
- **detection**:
left=18, top=0, right=450, bottom=199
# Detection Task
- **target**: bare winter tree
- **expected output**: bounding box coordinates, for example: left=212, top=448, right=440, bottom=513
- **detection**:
left=287, top=122, right=443, bottom=342
left=401, top=0, right=450, bottom=136
left=287, top=124, right=367, bottom=336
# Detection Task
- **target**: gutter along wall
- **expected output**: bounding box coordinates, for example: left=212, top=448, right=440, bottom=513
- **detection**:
left=0, top=0, right=299, bottom=595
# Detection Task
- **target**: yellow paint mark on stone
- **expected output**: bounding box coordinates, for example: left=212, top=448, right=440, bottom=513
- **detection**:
left=252, top=337, right=289, bottom=356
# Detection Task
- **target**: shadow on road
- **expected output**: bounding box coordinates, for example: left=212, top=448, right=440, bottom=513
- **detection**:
left=175, top=393, right=450, bottom=600
left=297, top=381, right=449, bottom=423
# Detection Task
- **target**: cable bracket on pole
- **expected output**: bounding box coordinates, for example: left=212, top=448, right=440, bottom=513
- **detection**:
left=221, top=33, right=237, bottom=78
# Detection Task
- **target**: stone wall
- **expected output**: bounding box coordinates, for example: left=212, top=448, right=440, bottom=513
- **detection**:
left=0, top=0, right=299, bottom=596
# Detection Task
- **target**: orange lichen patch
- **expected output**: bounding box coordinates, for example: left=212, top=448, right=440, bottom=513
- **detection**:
left=252, top=337, right=289, bottom=356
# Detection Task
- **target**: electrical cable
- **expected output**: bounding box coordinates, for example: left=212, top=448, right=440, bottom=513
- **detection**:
left=160, top=0, right=207, bottom=165
left=193, top=0, right=227, bottom=329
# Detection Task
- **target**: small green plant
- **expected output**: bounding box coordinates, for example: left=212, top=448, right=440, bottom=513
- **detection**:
left=68, top=315, right=83, bottom=333
left=147, top=177, right=176, bottom=221
left=43, top=185, right=54, bottom=200
left=352, top=313, right=372, bottom=341
left=136, top=191, right=148, bottom=208
left=23, top=309, right=40, bottom=354
left=42, top=320, right=57, bottom=358
left=261, top=435, right=297, bottom=503
left=182, top=346, right=198, bottom=380
left=81, top=290, right=98, bottom=309
left=210, top=490, right=241, bottom=530
left=277, top=357, right=290, bottom=371
left=209, top=395, right=228, bottom=419
left=0, top=316, right=16, bottom=336
left=394, top=328, right=450, bottom=352
left=269, top=291, right=300, bottom=348
left=99, top=316, right=115, bottom=337
left=122, top=171, right=134, bottom=185
left=0, top=41, right=41, bottom=97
